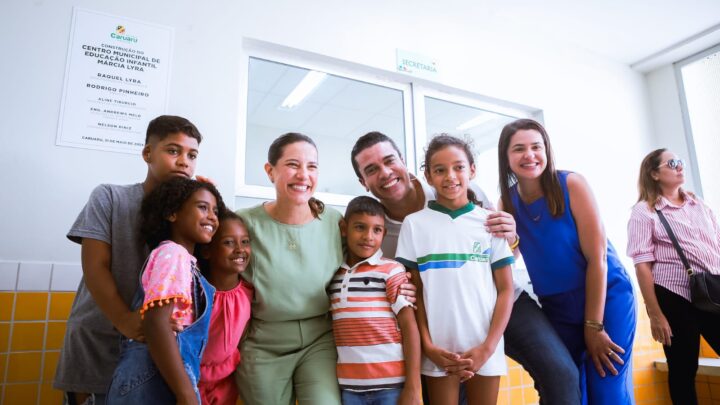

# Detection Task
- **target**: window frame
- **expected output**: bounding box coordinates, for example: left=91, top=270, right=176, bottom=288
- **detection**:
left=236, top=39, right=542, bottom=206
left=237, top=42, right=415, bottom=206
left=673, top=42, right=720, bottom=199
left=411, top=84, right=539, bottom=175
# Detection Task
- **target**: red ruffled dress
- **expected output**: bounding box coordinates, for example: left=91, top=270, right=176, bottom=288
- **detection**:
left=198, top=279, right=253, bottom=405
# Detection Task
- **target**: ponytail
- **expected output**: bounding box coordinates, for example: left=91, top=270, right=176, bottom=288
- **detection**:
left=308, top=197, right=325, bottom=219
left=467, top=189, right=482, bottom=207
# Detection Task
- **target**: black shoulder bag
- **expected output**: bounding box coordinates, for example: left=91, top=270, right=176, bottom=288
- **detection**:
left=656, top=209, right=720, bottom=315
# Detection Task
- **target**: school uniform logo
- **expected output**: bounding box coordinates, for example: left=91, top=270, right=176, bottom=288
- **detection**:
left=417, top=248, right=490, bottom=272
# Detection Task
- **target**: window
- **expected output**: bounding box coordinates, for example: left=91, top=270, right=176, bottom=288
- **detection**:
left=676, top=44, right=720, bottom=211
left=236, top=45, right=539, bottom=209
left=412, top=87, right=535, bottom=205
left=239, top=57, right=412, bottom=205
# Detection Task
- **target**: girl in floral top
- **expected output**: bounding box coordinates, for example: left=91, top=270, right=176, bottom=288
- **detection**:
left=107, top=177, right=225, bottom=405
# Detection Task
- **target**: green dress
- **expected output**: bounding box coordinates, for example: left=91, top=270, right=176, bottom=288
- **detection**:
left=235, top=203, right=343, bottom=405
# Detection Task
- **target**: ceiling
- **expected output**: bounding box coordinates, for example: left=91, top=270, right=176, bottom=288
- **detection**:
left=245, top=1, right=720, bottom=141
left=456, top=0, right=720, bottom=66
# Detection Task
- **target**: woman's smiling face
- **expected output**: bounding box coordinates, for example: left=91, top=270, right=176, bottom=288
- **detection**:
left=507, top=129, right=547, bottom=181
left=266, top=141, right=319, bottom=205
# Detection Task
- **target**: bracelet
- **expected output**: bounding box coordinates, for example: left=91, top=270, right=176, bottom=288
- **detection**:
left=509, top=235, right=520, bottom=250
left=584, top=320, right=604, bottom=331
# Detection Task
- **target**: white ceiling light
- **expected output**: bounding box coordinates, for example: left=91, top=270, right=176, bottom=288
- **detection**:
left=456, top=113, right=497, bottom=131
left=280, top=70, right=327, bottom=109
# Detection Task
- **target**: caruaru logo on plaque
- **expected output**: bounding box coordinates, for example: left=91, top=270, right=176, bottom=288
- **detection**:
left=56, top=8, right=174, bottom=153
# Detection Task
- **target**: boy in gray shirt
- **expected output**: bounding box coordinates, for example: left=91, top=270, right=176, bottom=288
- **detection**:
left=54, top=116, right=204, bottom=405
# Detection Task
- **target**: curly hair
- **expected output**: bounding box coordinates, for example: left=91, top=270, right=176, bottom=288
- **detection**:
left=140, top=177, right=226, bottom=249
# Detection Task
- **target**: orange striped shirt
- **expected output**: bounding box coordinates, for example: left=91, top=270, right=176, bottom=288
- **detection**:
left=328, top=250, right=412, bottom=391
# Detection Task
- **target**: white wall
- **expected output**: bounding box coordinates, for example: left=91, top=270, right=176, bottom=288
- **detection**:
left=2, top=0, right=654, bottom=269
left=644, top=64, right=698, bottom=191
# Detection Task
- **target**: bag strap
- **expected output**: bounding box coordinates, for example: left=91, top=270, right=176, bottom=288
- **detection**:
left=655, top=209, right=694, bottom=276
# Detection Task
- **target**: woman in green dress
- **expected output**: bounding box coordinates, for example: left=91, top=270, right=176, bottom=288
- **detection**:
left=235, top=132, right=345, bottom=405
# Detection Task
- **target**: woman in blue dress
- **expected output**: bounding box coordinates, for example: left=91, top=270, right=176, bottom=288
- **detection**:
left=497, top=119, right=636, bottom=404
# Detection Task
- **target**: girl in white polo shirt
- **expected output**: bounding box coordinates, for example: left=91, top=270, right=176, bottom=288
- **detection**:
left=396, top=134, right=515, bottom=405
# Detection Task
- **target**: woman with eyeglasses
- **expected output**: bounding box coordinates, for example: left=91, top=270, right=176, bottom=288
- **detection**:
left=627, top=148, right=720, bottom=405
left=497, top=119, right=636, bottom=404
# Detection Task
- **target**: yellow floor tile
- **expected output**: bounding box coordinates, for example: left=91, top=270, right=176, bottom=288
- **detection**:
left=523, top=386, right=539, bottom=403
left=508, top=367, right=522, bottom=387
left=0, top=292, right=14, bottom=321
left=48, top=292, right=75, bottom=320
left=520, top=368, right=534, bottom=386
left=654, top=382, right=670, bottom=399
left=496, top=389, right=510, bottom=405
left=43, top=351, right=60, bottom=382
left=709, top=383, right=720, bottom=399
left=14, top=292, right=48, bottom=321
left=11, top=322, right=46, bottom=351
left=45, top=321, right=66, bottom=350
left=0, top=353, right=6, bottom=381
left=509, top=387, right=525, bottom=405
left=7, top=352, right=42, bottom=382
left=698, top=381, right=712, bottom=399
left=636, top=384, right=657, bottom=401
left=3, top=382, right=39, bottom=404
left=698, top=398, right=713, bottom=405
left=0, top=322, right=10, bottom=352
left=40, top=383, right=64, bottom=404
left=633, top=369, right=656, bottom=385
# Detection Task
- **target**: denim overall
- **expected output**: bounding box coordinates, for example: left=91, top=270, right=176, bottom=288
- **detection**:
left=106, top=261, right=215, bottom=404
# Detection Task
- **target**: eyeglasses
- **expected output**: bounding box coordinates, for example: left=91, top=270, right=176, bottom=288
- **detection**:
left=657, top=158, right=684, bottom=171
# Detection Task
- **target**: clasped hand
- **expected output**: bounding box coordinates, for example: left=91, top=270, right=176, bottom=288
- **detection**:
left=426, top=344, right=493, bottom=382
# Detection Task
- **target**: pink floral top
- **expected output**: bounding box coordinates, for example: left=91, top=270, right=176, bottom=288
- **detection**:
left=200, top=279, right=253, bottom=383
left=139, top=241, right=196, bottom=326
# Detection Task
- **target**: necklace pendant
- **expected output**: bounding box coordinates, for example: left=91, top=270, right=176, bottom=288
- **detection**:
left=288, top=241, right=297, bottom=250
left=532, top=214, right=541, bottom=222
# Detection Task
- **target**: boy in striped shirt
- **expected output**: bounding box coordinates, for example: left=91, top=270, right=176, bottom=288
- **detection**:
left=329, top=196, right=421, bottom=405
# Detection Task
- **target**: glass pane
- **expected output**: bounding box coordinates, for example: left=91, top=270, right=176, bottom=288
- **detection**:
left=681, top=50, right=720, bottom=212
left=424, top=96, right=518, bottom=205
left=245, top=58, right=406, bottom=196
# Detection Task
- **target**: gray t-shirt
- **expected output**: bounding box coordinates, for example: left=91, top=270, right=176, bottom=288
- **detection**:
left=54, top=183, right=148, bottom=393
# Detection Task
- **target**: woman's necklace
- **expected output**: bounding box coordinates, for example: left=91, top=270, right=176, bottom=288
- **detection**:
left=522, top=201, right=543, bottom=222
left=518, top=191, right=544, bottom=222
left=287, top=232, right=298, bottom=250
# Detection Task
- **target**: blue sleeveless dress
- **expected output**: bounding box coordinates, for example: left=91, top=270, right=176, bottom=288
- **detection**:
left=510, top=171, right=636, bottom=404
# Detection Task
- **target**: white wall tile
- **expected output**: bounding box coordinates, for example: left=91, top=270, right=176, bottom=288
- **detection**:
left=17, top=262, right=52, bottom=291
left=0, top=261, right=19, bottom=290
left=51, top=263, right=83, bottom=292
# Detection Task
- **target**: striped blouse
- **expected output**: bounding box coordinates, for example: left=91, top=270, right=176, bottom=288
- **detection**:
left=627, top=193, right=720, bottom=301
